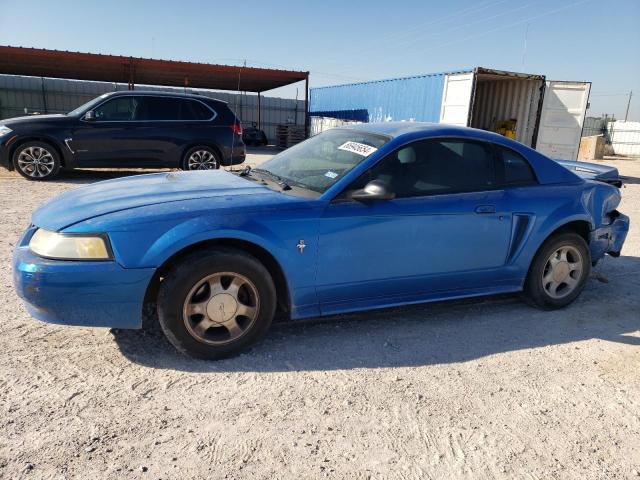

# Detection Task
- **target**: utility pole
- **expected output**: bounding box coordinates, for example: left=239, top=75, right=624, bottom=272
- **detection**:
left=624, top=90, right=633, bottom=121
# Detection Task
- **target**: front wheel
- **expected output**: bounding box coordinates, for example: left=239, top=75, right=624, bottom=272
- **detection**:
left=13, top=141, right=61, bottom=180
left=523, top=233, right=591, bottom=310
left=157, top=248, right=276, bottom=359
left=182, top=146, right=220, bottom=170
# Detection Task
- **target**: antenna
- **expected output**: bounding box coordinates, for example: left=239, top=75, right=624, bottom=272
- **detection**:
left=228, top=60, right=245, bottom=171
left=521, top=23, right=529, bottom=70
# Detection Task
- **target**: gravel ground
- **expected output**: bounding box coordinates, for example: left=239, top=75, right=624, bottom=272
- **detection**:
left=0, top=154, right=639, bottom=480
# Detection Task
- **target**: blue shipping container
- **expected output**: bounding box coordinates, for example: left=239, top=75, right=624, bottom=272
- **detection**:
left=309, top=71, right=468, bottom=123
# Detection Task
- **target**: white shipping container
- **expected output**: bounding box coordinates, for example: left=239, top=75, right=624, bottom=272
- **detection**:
left=439, top=68, right=590, bottom=160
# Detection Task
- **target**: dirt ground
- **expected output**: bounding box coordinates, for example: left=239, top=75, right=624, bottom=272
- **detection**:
left=0, top=153, right=639, bottom=480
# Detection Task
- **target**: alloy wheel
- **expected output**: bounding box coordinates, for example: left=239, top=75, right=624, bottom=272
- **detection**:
left=17, top=146, right=55, bottom=178
left=187, top=150, right=218, bottom=170
left=541, top=245, right=584, bottom=299
left=182, top=272, right=259, bottom=345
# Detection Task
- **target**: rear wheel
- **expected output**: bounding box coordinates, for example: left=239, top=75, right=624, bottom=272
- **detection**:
left=182, top=146, right=220, bottom=170
left=157, top=248, right=276, bottom=359
left=523, top=233, right=591, bottom=309
left=13, top=141, right=61, bottom=180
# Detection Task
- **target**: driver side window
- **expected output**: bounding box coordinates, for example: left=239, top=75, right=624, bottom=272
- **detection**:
left=93, top=97, right=138, bottom=121
left=340, top=138, right=497, bottom=199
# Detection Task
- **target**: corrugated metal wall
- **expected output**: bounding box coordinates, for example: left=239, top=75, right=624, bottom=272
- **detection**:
left=0, top=74, right=305, bottom=142
left=310, top=116, right=362, bottom=136
left=470, top=78, right=543, bottom=146
left=310, top=72, right=454, bottom=123
left=582, top=116, right=608, bottom=136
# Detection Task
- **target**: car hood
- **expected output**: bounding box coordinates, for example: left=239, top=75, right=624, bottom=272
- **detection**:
left=32, top=170, right=289, bottom=231
left=1, top=114, right=69, bottom=126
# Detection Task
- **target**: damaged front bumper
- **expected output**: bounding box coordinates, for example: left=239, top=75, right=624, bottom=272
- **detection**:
left=591, top=211, right=630, bottom=260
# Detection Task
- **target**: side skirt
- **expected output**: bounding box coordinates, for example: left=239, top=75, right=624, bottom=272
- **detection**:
left=299, top=284, right=524, bottom=319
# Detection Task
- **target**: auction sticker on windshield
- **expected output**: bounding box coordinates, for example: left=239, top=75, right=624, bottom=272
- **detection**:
left=338, top=141, right=378, bottom=157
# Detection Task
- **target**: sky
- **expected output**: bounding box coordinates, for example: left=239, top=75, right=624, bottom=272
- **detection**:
left=1, top=0, right=639, bottom=120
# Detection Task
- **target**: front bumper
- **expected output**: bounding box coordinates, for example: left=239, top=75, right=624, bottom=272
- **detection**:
left=13, top=245, right=155, bottom=329
left=590, top=212, right=630, bottom=259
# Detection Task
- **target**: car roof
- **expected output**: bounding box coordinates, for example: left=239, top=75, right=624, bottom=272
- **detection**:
left=338, top=121, right=545, bottom=151
left=101, top=90, right=228, bottom=104
left=339, top=121, right=503, bottom=139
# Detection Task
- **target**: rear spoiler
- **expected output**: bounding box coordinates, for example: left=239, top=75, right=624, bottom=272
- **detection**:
left=554, top=159, right=623, bottom=188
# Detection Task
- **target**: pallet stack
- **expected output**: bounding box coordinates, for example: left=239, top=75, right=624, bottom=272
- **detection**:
left=276, top=124, right=306, bottom=149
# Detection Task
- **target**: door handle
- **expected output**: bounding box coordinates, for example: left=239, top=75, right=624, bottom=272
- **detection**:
left=475, top=204, right=496, bottom=214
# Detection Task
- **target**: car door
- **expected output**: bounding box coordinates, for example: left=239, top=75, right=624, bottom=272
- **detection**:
left=132, top=96, right=192, bottom=167
left=71, top=95, right=144, bottom=167
left=316, top=138, right=514, bottom=314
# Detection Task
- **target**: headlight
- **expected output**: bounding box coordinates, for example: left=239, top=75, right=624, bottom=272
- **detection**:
left=0, top=125, right=12, bottom=137
left=29, top=229, right=112, bottom=260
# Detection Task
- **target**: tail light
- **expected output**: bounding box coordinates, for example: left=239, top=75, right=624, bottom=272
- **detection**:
left=230, top=123, right=242, bottom=135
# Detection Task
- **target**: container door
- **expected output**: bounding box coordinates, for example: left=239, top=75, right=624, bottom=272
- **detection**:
left=439, top=72, right=475, bottom=126
left=535, top=81, right=591, bottom=160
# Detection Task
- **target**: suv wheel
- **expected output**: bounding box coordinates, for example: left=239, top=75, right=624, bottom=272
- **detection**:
left=157, top=248, right=276, bottom=359
left=523, top=232, right=591, bottom=310
left=183, top=146, right=220, bottom=170
left=13, top=141, right=61, bottom=180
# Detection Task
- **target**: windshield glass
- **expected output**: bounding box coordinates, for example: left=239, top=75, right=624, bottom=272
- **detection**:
left=67, top=94, right=110, bottom=116
left=256, top=129, right=389, bottom=194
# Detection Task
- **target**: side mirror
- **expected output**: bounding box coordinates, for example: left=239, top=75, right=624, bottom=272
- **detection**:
left=351, top=180, right=395, bottom=202
left=84, top=110, right=96, bottom=121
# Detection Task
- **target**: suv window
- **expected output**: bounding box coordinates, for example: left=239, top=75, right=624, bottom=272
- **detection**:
left=343, top=139, right=497, bottom=199
left=136, top=97, right=181, bottom=121
left=93, top=97, right=138, bottom=121
left=134, top=97, right=214, bottom=121
left=499, top=147, right=537, bottom=185
left=180, top=99, right=214, bottom=120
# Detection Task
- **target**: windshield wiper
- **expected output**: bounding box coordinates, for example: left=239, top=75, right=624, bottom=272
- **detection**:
left=253, top=168, right=281, bottom=181
left=252, top=168, right=292, bottom=191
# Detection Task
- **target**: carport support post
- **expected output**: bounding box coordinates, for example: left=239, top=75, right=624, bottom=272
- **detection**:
left=304, top=74, right=309, bottom=137
left=257, top=92, right=261, bottom=130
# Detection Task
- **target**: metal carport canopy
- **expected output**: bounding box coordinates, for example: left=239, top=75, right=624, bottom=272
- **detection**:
left=0, top=46, right=309, bottom=93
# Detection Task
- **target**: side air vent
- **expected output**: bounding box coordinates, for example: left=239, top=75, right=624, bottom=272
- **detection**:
left=507, top=214, right=531, bottom=262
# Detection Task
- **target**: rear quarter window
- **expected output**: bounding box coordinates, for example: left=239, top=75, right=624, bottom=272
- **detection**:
left=180, top=99, right=215, bottom=120
left=499, top=147, right=537, bottom=185
left=208, top=102, right=239, bottom=125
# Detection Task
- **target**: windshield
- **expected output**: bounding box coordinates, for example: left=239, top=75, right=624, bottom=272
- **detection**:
left=67, top=94, right=110, bottom=116
left=256, top=129, right=389, bottom=194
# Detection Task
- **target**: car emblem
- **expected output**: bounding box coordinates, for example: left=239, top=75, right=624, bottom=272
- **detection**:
left=297, top=240, right=306, bottom=253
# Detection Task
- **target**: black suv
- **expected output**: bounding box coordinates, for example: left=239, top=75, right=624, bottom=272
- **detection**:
left=0, top=91, right=245, bottom=180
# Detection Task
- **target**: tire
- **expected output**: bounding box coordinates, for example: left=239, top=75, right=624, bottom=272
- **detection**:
left=157, top=248, right=276, bottom=359
left=260, top=132, right=268, bottom=146
left=12, top=141, right=61, bottom=180
left=182, top=146, right=220, bottom=170
left=523, top=232, right=591, bottom=310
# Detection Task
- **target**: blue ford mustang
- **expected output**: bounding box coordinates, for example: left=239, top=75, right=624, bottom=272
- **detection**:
left=14, top=123, right=629, bottom=359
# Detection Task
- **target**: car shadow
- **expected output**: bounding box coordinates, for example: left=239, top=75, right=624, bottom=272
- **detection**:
left=621, top=175, right=640, bottom=185
left=112, top=255, right=640, bottom=372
